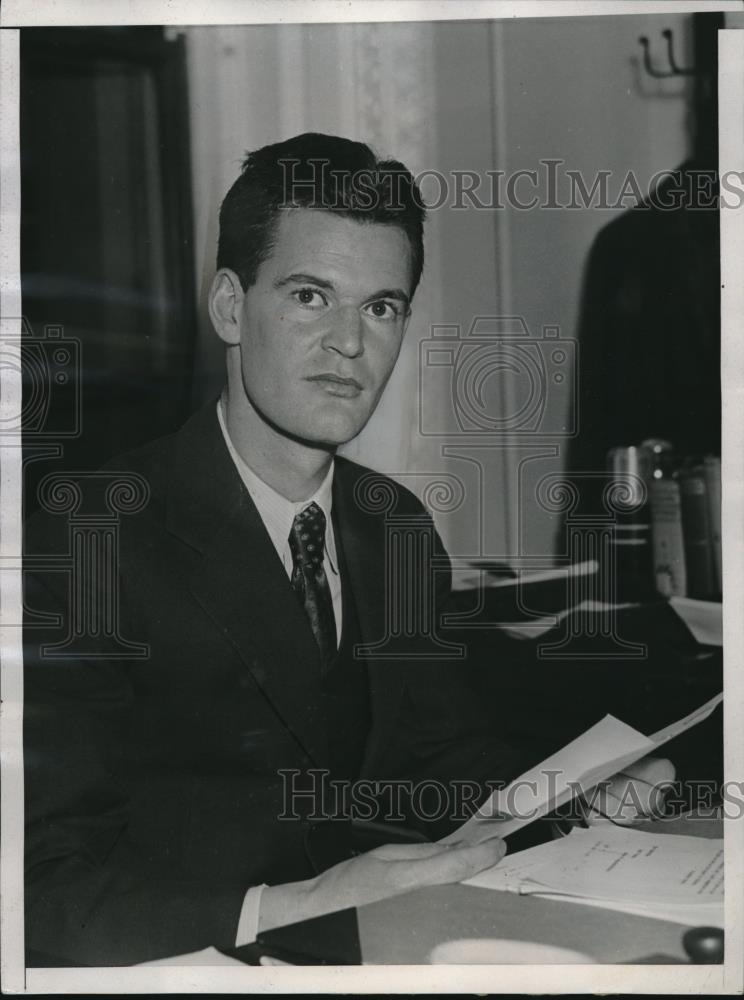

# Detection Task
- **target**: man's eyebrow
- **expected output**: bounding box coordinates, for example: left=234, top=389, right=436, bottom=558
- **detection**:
left=369, top=288, right=411, bottom=309
left=273, top=273, right=335, bottom=291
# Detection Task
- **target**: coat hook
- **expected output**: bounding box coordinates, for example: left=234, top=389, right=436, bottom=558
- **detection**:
left=638, top=35, right=673, bottom=78
left=639, top=30, right=696, bottom=78
left=662, top=28, right=696, bottom=76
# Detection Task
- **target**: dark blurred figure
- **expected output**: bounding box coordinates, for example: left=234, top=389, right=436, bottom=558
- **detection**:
left=569, top=12, right=721, bottom=480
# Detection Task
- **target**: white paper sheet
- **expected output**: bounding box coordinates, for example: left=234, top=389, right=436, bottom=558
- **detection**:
left=464, top=826, right=723, bottom=928
left=138, top=946, right=246, bottom=966
left=441, top=692, right=723, bottom=846
left=450, top=559, right=598, bottom=592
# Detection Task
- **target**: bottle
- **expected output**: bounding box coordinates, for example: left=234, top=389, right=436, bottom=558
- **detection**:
left=703, top=456, right=722, bottom=598
left=606, top=445, right=654, bottom=601
left=678, top=460, right=717, bottom=600
left=642, top=439, right=687, bottom=599
left=649, top=478, right=687, bottom=598
left=640, top=438, right=677, bottom=481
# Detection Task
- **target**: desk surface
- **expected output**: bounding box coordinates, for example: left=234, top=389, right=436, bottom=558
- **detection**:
left=357, top=883, right=689, bottom=964
left=356, top=817, right=722, bottom=965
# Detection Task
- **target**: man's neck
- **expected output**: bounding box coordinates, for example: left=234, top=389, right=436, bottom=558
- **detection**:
left=220, top=392, right=334, bottom=503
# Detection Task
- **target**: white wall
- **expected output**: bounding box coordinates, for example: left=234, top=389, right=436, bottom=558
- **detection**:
left=184, top=21, right=443, bottom=478
left=183, top=14, right=693, bottom=564
left=492, top=13, right=693, bottom=561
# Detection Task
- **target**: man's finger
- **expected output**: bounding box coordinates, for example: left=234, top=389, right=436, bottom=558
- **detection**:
left=407, top=837, right=506, bottom=887
left=621, top=757, right=675, bottom=785
left=370, top=841, right=452, bottom=862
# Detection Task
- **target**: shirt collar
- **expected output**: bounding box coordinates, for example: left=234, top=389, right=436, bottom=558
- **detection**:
left=216, top=400, right=337, bottom=567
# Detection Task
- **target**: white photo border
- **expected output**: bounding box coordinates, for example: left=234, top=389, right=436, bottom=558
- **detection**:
left=1, top=2, right=741, bottom=994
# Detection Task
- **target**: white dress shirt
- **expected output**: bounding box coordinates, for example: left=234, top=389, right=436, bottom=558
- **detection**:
left=216, top=400, right=343, bottom=945
left=216, top=400, right=342, bottom=643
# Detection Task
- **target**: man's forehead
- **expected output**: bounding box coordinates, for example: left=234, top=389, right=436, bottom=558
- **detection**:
left=268, top=208, right=412, bottom=280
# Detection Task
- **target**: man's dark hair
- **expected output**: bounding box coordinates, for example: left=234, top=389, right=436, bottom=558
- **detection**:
left=217, top=132, right=426, bottom=296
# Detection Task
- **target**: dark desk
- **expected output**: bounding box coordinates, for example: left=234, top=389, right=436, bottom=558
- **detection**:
left=357, top=884, right=689, bottom=964
left=356, top=816, right=722, bottom=965
left=445, top=592, right=723, bottom=791
left=235, top=816, right=718, bottom=966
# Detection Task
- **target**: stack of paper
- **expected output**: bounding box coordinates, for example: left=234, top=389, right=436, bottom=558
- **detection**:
left=464, top=825, right=723, bottom=929
left=450, top=559, right=598, bottom=593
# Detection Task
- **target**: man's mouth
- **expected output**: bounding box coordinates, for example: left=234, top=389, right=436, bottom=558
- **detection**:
left=306, top=373, right=364, bottom=398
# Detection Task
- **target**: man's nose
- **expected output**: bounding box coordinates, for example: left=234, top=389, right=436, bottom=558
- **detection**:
left=322, top=306, right=364, bottom=358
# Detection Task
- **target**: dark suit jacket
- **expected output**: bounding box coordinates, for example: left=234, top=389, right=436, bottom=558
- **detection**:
left=568, top=161, right=720, bottom=480
left=24, top=402, right=529, bottom=966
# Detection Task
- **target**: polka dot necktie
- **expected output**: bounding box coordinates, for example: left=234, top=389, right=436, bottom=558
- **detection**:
left=288, top=502, right=337, bottom=671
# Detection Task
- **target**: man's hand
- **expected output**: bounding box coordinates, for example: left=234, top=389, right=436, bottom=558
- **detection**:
left=585, top=756, right=676, bottom=825
left=258, top=838, right=506, bottom=934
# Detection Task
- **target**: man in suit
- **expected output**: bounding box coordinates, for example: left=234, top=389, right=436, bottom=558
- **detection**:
left=24, top=133, right=669, bottom=966
left=24, top=133, right=518, bottom=966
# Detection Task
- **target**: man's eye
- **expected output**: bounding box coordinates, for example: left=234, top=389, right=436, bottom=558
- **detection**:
left=364, top=300, right=401, bottom=321
left=292, top=287, right=327, bottom=308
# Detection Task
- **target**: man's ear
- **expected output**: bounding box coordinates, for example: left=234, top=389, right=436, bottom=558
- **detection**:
left=208, top=268, right=244, bottom=346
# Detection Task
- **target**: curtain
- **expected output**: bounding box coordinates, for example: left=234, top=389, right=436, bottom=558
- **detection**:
left=184, top=22, right=478, bottom=557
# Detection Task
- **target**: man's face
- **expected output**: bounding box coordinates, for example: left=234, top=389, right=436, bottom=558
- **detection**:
left=236, top=209, right=413, bottom=447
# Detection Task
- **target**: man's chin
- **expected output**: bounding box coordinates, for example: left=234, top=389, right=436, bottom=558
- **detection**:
left=302, top=421, right=366, bottom=449
left=296, top=401, right=375, bottom=448
left=279, top=415, right=369, bottom=451
left=246, top=397, right=369, bottom=451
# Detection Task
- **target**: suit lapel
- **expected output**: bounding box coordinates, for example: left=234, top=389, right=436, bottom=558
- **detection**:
left=166, top=403, right=330, bottom=768
left=333, top=460, right=405, bottom=777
